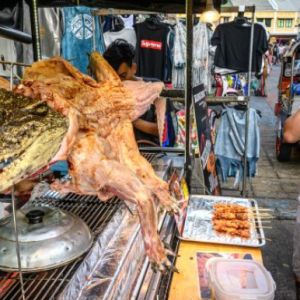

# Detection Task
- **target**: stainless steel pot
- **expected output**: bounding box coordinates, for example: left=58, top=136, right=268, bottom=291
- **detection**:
left=0, top=206, right=93, bottom=272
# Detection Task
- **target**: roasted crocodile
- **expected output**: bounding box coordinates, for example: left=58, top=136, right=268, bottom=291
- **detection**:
left=0, top=89, right=68, bottom=190
left=0, top=54, right=178, bottom=271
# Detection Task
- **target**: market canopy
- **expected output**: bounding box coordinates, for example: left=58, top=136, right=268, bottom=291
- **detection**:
left=1, top=0, right=229, bottom=13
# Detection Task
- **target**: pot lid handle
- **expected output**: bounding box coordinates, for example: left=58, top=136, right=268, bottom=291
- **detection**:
left=25, top=210, right=45, bottom=224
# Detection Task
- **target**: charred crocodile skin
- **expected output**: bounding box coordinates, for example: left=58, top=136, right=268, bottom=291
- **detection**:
left=0, top=89, right=68, bottom=192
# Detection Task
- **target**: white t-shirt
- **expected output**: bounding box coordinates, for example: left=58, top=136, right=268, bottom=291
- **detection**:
left=119, top=15, right=135, bottom=29
left=0, top=37, right=17, bottom=77
left=104, top=28, right=137, bottom=49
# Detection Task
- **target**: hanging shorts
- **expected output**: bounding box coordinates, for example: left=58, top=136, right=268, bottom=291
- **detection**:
left=293, top=194, right=300, bottom=277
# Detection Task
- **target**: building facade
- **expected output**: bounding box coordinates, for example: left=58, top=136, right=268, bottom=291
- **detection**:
left=219, top=0, right=300, bottom=42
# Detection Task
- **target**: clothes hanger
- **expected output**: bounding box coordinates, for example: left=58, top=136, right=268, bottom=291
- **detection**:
left=234, top=11, right=251, bottom=26
left=111, top=16, right=125, bottom=32
left=146, top=14, right=161, bottom=25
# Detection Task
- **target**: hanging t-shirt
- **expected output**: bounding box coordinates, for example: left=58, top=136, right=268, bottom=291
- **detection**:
left=104, top=28, right=137, bottom=48
left=134, top=20, right=170, bottom=81
left=61, top=6, right=105, bottom=74
left=118, top=15, right=135, bottom=29
left=211, top=22, right=268, bottom=73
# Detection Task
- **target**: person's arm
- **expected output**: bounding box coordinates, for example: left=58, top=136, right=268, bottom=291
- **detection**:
left=132, top=118, right=159, bottom=137
left=283, top=108, right=300, bottom=143
left=2, top=179, right=38, bottom=195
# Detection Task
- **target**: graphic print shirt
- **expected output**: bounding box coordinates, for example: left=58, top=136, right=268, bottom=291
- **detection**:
left=61, top=6, right=105, bottom=74
left=134, top=21, right=170, bottom=81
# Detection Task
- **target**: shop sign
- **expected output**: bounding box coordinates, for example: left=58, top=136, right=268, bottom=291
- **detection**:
left=192, top=84, right=221, bottom=195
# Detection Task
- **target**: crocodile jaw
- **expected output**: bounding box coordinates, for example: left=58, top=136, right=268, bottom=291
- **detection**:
left=0, top=128, right=66, bottom=192
left=0, top=89, right=68, bottom=192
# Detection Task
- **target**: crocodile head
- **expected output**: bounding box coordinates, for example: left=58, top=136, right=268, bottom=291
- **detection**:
left=0, top=89, right=68, bottom=192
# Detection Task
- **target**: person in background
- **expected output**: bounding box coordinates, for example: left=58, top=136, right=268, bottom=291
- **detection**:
left=103, top=39, right=159, bottom=144
left=283, top=109, right=300, bottom=300
left=268, top=43, right=274, bottom=70
left=278, top=43, right=284, bottom=63
left=273, top=43, right=279, bottom=65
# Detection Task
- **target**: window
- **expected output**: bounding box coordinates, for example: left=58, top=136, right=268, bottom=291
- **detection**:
left=265, top=18, right=272, bottom=27
left=285, top=19, right=293, bottom=28
left=257, top=18, right=272, bottom=27
left=278, top=19, right=284, bottom=28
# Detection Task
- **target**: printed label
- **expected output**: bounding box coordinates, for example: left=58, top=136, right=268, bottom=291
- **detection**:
left=71, top=14, right=93, bottom=40
left=141, top=40, right=162, bottom=50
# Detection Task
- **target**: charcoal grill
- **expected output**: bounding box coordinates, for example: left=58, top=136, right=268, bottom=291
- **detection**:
left=0, top=153, right=158, bottom=300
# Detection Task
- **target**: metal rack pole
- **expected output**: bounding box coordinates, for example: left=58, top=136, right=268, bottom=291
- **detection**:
left=242, top=5, right=256, bottom=197
left=8, top=65, right=26, bottom=300
left=29, top=0, right=42, bottom=61
left=11, top=186, right=26, bottom=300
left=184, top=0, right=194, bottom=190
left=10, top=64, right=14, bottom=91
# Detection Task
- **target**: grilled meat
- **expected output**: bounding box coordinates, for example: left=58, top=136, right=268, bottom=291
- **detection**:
left=4, top=54, right=178, bottom=271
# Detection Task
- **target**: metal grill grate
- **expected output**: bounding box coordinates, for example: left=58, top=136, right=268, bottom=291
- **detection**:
left=0, top=152, right=157, bottom=300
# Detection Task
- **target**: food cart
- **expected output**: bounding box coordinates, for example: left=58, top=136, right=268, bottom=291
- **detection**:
left=0, top=0, right=272, bottom=299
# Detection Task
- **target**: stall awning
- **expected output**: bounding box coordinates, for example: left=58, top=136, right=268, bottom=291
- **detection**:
left=1, top=0, right=228, bottom=13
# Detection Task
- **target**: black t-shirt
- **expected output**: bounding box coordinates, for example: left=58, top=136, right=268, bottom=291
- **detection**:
left=212, top=22, right=268, bottom=73
left=134, top=104, right=158, bottom=143
left=134, top=20, right=170, bottom=81
left=133, top=77, right=160, bottom=144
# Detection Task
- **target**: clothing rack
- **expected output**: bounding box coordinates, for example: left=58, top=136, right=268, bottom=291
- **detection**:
left=204, top=5, right=256, bottom=197
left=162, top=5, right=255, bottom=197
left=93, top=8, right=157, bottom=16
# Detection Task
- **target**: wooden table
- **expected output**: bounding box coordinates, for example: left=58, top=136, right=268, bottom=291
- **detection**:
left=169, top=241, right=263, bottom=300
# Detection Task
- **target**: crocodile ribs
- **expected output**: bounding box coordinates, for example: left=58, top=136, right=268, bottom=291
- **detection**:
left=2, top=54, right=178, bottom=270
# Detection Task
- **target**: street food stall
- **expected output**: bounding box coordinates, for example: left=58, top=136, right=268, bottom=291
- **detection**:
left=0, top=0, right=276, bottom=299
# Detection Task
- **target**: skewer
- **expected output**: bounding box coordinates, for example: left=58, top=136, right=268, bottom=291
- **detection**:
left=212, top=204, right=273, bottom=241
left=256, top=226, right=272, bottom=229
left=214, top=212, right=273, bottom=217
left=214, top=211, right=272, bottom=216
left=213, top=212, right=274, bottom=219
left=258, top=237, right=272, bottom=242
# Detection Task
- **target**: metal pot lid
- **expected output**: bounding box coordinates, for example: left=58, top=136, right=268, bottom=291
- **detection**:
left=0, top=206, right=93, bottom=272
left=0, top=207, right=74, bottom=242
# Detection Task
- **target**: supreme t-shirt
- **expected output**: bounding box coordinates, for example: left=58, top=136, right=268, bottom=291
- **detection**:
left=212, top=22, right=268, bottom=73
left=134, top=21, right=170, bottom=81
